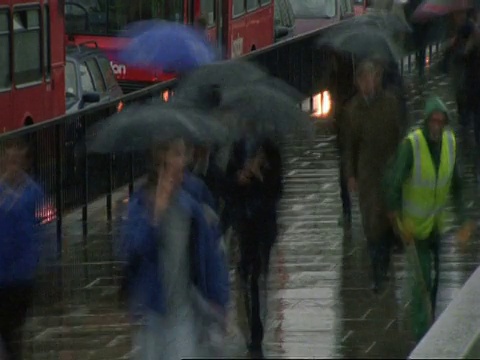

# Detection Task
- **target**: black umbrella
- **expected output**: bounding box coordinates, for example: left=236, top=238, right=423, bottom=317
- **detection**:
left=254, top=77, right=307, bottom=103
left=218, top=85, right=313, bottom=138
left=174, top=60, right=269, bottom=108
left=87, top=103, right=228, bottom=153
left=317, top=26, right=403, bottom=62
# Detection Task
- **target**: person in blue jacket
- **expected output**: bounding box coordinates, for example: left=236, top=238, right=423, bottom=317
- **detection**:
left=119, top=138, right=229, bottom=360
left=0, top=139, right=43, bottom=360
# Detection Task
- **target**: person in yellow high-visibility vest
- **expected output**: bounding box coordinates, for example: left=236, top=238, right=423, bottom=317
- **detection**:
left=385, top=95, right=475, bottom=342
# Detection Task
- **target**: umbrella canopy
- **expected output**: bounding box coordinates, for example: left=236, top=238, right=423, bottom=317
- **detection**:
left=317, top=26, right=403, bottom=62
left=174, top=60, right=269, bottom=106
left=174, top=74, right=306, bottom=110
left=87, top=103, right=228, bottom=154
left=412, top=0, right=473, bottom=22
left=117, top=21, right=218, bottom=73
left=217, top=85, right=313, bottom=138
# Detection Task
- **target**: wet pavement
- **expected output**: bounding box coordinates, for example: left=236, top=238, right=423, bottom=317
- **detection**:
left=22, top=61, right=480, bottom=359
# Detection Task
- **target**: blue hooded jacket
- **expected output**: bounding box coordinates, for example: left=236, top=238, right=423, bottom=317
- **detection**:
left=0, top=177, right=44, bottom=286
left=182, top=170, right=217, bottom=211
left=121, top=187, right=229, bottom=316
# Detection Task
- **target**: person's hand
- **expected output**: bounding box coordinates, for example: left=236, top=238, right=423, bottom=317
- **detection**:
left=395, top=217, right=414, bottom=246
left=153, top=171, right=174, bottom=220
left=237, top=170, right=251, bottom=185
left=348, top=177, right=357, bottom=193
left=456, top=220, right=476, bottom=248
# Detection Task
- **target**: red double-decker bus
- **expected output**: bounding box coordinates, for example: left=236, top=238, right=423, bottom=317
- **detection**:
left=0, top=0, right=65, bottom=132
left=65, top=0, right=275, bottom=92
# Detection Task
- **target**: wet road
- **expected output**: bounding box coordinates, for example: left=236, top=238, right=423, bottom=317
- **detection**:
left=22, top=66, right=480, bottom=359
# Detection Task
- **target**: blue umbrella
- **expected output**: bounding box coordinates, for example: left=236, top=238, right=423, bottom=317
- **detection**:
left=118, top=21, right=218, bottom=73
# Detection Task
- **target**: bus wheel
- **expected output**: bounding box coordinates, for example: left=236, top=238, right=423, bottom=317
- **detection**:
left=24, top=117, right=34, bottom=126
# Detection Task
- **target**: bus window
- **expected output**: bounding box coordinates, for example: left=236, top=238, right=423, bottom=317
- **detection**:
left=85, top=58, right=106, bottom=93
left=233, top=0, right=245, bottom=17
left=247, top=0, right=259, bottom=11
left=201, top=0, right=215, bottom=26
left=289, top=0, right=337, bottom=19
left=341, top=0, right=353, bottom=14
left=0, top=11, right=11, bottom=90
left=79, top=63, right=95, bottom=92
left=13, top=8, right=42, bottom=85
left=66, top=0, right=185, bottom=34
left=261, top=0, right=271, bottom=5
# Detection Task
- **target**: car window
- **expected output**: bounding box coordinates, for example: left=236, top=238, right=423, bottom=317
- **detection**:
left=65, top=61, right=78, bottom=98
left=85, top=58, right=106, bottom=93
left=97, top=56, right=117, bottom=89
left=79, top=63, right=95, bottom=93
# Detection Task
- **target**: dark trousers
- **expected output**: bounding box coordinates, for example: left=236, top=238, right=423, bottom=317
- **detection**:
left=412, top=231, right=440, bottom=340
left=339, top=162, right=351, bottom=218
left=338, top=158, right=352, bottom=219
left=0, top=282, right=34, bottom=360
left=416, top=49, right=426, bottom=78
left=458, top=100, right=480, bottom=173
left=368, top=229, right=395, bottom=288
left=236, top=219, right=276, bottom=348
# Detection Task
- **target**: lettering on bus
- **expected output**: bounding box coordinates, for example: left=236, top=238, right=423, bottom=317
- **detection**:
left=232, top=37, right=244, bottom=58
left=110, top=61, right=127, bottom=76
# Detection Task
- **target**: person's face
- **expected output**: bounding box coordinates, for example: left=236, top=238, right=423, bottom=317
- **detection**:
left=374, top=66, right=384, bottom=89
left=427, top=111, right=447, bottom=142
left=164, top=139, right=187, bottom=185
left=357, top=71, right=376, bottom=98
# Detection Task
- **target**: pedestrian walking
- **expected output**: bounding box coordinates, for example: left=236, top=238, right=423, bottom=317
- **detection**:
left=344, top=60, right=404, bottom=292
left=225, top=135, right=283, bottom=357
left=385, top=96, right=475, bottom=341
left=119, top=138, right=229, bottom=360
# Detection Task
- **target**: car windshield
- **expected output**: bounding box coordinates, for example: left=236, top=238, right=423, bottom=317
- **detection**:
left=65, top=61, right=78, bottom=98
left=289, top=0, right=337, bottom=19
left=65, top=0, right=184, bottom=35
left=65, top=61, right=78, bottom=109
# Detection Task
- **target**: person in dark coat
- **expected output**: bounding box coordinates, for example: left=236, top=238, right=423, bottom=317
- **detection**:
left=344, top=60, right=404, bottom=292
left=453, top=21, right=480, bottom=180
left=225, top=134, right=283, bottom=357
left=0, top=139, right=43, bottom=360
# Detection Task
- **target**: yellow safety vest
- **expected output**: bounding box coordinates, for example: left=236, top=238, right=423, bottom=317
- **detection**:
left=402, top=128, right=456, bottom=240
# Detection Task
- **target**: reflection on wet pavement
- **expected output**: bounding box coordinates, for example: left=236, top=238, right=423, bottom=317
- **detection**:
left=22, top=69, right=480, bottom=359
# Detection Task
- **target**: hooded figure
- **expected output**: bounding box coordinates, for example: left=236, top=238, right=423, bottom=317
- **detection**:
left=344, top=60, right=404, bottom=292
left=385, top=96, right=471, bottom=341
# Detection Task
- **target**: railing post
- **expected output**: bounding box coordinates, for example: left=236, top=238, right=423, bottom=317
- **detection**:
left=106, top=153, right=113, bottom=222
left=129, top=152, right=134, bottom=196
left=408, top=54, right=412, bottom=73
left=82, top=117, right=88, bottom=236
left=54, top=122, right=64, bottom=313
left=54, top=123, right=63, bottom=259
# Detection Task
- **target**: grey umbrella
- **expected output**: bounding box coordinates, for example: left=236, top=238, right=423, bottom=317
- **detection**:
left=218, top=84, right=313, bottom=138
left=317, top=25, right=403, bottom=61
left=174, top=60, right=269, bottom=109
left=87, top=103, right=228, bottom=153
